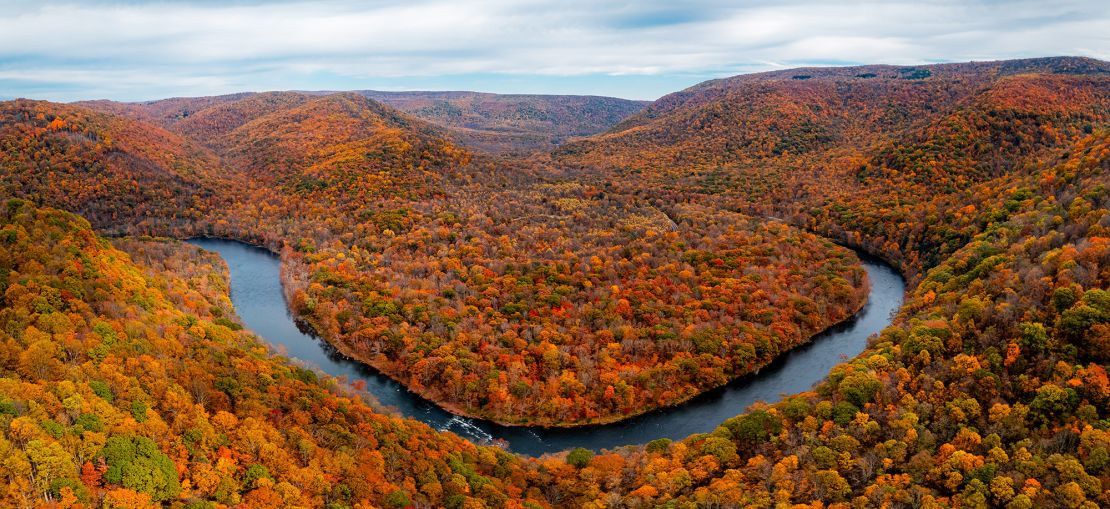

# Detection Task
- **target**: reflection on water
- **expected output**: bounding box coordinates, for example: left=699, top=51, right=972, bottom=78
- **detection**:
left=189, top=238, right=905, bottom=457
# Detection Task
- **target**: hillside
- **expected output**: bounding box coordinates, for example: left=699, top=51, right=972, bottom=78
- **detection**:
left=0, top=201, right=541, bottom=508
left=75, top=93, right=255, bottom=132
left=0, top=100, right=226, bottom=235
left=558, top=57, right=1108, bottom=187
left=557, top=56, right=1110, bottom=274
left=212, top=93, right=469, bottom=190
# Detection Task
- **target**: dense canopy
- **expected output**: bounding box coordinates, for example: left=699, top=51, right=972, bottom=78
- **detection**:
left=0, top=56, right=1108, bottom=508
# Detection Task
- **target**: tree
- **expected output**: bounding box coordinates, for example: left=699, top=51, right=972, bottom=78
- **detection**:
left=724, top=410, right=782, bottom=449
left=566, top=448, right=594, bottom=469
left=96, top=436, right=181, bottom=502
left=838, top=371, right=882, bottom=407
left=25, top=439, right=77, bottom=500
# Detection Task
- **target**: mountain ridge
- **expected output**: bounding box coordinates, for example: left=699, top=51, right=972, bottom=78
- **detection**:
left=77, top=89, right=649, bottom=154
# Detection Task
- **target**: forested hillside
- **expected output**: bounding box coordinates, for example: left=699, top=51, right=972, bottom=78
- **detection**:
left=0, top=100, right=226, bottom=234
left=0, top=201, right=544, bottom=508
left=557, top=57, right=1110, bottom=277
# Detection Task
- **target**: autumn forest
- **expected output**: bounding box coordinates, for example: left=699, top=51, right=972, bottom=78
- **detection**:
left=0, top=55, right=1108, bottom=509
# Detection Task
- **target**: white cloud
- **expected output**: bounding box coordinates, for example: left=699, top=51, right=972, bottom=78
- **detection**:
left=0, top=0, right=1106, bottom=100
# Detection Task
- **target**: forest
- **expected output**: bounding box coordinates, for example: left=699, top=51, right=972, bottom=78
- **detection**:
left=2, top=92, right=869, bottom=426
left=0, top=56, right=1107, bottom=508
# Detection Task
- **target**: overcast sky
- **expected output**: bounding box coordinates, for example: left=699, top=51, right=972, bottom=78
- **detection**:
left=1, top=0, right=1107, bottom=102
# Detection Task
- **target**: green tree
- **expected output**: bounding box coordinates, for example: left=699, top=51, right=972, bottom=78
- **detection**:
left=815, top=469, right=851, bottom=501
left=384, top=489, right=411, bottom=508
left=241, top=463, right=271, bottom=490
left=97, top=436, right=181, bottom=501
left=1030, top=384, right=1079, bottom=426
left=838, top=371, right=882, bottom=407
left=566, top=447, right=594, bottom=469
left=724, top=409, right=783, bottom=449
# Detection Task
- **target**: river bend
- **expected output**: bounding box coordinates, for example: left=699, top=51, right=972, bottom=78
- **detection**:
left=188, top=238, right=904, bottom=456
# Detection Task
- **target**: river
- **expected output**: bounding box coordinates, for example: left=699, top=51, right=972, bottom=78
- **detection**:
left=188, top=238, right=904, bottom=457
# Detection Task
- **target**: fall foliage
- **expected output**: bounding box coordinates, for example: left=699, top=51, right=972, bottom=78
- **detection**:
left=0, top=202, right=541, bottom=508
left=10, top=90, right=870, bottom=426
left=1, top=55, right=1109, bottom=508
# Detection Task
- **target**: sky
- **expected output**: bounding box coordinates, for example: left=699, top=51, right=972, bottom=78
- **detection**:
left=1, top=0, right=1107, bottom=102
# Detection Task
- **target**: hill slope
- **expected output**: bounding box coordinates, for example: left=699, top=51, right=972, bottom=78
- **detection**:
left=557, top=56, right=1110, bottom=275
left=0, top=99, right=226, bottom=234
left=0, top=200, right=541, bottom=508
left=559, top=57, right=1108, bottom=176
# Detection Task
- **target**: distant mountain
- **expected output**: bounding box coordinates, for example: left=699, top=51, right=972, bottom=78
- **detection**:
left=149, top=91, right=313, bottom=144
left=557, top=56, right=1110, bottom=179
left=358, top=91, right=648, bottom=152
left=77, top=92, right=256, bottom=129
left=77, top=91, right=472, bottom=192
left=79, top=90, right=648, bottom=154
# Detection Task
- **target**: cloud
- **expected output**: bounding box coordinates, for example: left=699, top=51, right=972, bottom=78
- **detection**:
left=0, top=0, right=1106, bottom=100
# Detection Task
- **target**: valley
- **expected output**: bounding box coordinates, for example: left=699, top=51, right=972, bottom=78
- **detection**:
left=0, top=56, right=1107, bottom=508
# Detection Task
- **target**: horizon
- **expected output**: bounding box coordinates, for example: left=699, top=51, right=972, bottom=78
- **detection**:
left=7, top=55, right=1105, bottom=105
left=2, top=1, right=1108, bottom=102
